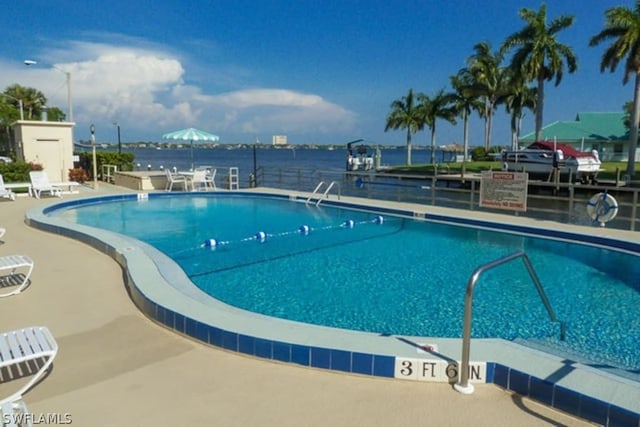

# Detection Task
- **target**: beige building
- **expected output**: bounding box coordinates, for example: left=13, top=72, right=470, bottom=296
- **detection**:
left=272, top=135, right=287, bottom=145
left=10, top=120, right=75, bottom=182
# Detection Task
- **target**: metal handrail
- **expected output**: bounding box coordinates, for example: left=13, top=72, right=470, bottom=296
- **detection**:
left=306, top=181, right=341, bottom=206
left=317, top=181, right=340, bottom=206
left=454, top=251, right=565, bottom=395
left=305, top=181, right=325, bottom=204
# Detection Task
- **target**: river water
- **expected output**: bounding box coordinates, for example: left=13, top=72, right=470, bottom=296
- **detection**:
left=122, top=146, right=453, bottom=178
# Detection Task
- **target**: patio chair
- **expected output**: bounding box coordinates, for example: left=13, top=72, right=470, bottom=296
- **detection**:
left=0, top=255, right=34, bottom=297
left=1, top=399, right=30, bottom=427
left=189, top=169, right=216, bottom=191
left=0, top=326, right=58, bottom=406
left=165, top=169, right=189, bottom=192
left=0, top=228, right=5, bottom=242
left=0, top=174, right=16, bottom=201
left=205, top=168, right=217, bottom=191
left=28, top=171, right=62, bottom=199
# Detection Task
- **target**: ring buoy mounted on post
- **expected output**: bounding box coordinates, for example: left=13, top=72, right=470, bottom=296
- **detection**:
left=587, top=192, right=618, bottom=226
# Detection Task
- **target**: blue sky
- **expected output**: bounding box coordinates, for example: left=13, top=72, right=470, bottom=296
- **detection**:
left=0, top=1, right=633, bottom=147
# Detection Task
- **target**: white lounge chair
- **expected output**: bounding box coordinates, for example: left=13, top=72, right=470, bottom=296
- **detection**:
left=0, top=228, right=5, bottom=242
left=0, top=174, right=16, bottom=201
left=1, top=399, right=30, bottom=427
left=0, top=327, right=58, bottom=406
left=28, top=172, right=61, bottom=199
left=165, top=169, right=188, bottom=191
left=0, top=255, right=34, bottom=297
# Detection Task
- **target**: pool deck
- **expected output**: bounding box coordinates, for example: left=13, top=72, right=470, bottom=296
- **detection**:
left=0, top=184, right=625, bottom=426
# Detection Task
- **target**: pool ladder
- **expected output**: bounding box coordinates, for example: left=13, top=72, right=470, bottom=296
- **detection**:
left=455, top=251, right=566, bottom=395
left=306, top=181, right=341, bottom=206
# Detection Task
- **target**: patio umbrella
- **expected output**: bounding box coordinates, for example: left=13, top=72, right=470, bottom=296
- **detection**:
left=162, top=127, right=219, bottom=169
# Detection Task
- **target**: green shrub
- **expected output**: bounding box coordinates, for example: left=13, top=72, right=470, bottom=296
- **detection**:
left=75, top=151, right=135, bottom=179
left=0, top=161, right=42, bottom=182
left=470, top=147, right=487, bottom=161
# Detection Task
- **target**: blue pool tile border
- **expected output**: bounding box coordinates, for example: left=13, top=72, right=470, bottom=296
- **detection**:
left=27, top=191, right=640, bottom=427
left=490, top=363, right=640, bottom=427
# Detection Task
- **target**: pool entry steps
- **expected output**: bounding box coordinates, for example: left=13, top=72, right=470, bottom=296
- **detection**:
left=306, top=180, right=340, bottom=206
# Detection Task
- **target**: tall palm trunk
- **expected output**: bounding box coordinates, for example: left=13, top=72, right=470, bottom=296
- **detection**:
left=483, top=99, right=490, bottom=151
left=406, top=128, right=413, bottom=165
left=430, top=126, right=437, bottom=164
left=515, top=115, right=523, bottom=150
left=628, top=74, right=640, bottom=176
left=510, top=114, right=518, bottom=150
left=487, top=105, right=494, bottom=151
left=535, top=74, right=545, bottom=141
left=463, top=110, right=469, bottom=162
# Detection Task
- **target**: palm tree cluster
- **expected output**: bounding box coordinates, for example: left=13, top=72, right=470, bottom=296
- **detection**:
left=590, top=1, right=640, bottom=176
left=386, top=2, right=640, bottom=175
left=0, top=84, right=65, bottom=155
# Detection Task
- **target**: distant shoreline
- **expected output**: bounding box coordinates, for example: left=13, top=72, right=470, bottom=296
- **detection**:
left=76, top=143, right=456, bottom=151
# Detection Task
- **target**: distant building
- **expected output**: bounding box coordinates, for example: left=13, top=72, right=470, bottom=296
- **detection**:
left=272, top=135, right=287, bottom=146
left=519, top=112, right=631, bottom=162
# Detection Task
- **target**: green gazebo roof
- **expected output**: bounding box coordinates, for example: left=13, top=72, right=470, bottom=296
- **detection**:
left=520, top=112, right=627, bottom=142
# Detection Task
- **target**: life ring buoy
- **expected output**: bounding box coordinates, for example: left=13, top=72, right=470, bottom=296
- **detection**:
left=587, top=192, right=618, bottom=224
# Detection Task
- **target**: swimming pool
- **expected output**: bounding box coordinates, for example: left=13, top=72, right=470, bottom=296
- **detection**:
left=50, top=193, right=640, bottom=373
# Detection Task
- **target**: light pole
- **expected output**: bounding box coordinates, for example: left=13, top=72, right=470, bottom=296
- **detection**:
left=113, top=122, right=121, bottom=153
left=0, top=94, right=24, bottom=120
left=24, top=60, right=73, bottom=123
left=90, top=124, right=98, bottom=189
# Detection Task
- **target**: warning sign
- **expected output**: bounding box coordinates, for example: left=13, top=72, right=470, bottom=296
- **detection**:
left=479, top=171, right=528, bottom=212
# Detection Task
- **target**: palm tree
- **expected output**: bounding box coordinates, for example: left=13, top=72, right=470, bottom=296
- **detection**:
left=417, top=89, right=457, bottom=164
left=385, top=88, right=423, bottom=165
left=46, top=106, right=66, bottom=122
left=5, top=84, right=47, bottom=120
left=589, top=1, right=640, bottom=176
left=501, top=70, right=536, bottom=150
left=466, top=42, right=506, bottom=151
left=501, top=3, right=578, bottom=142
left=449, top=69, right=483, bottom=162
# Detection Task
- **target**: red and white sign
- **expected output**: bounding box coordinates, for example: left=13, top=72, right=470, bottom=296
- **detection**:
left=479, top=171, right=528, bottom=212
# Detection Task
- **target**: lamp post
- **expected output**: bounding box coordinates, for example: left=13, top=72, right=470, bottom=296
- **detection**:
left=0, top=94, right=24, bottom=120
left=90, top=124, right=98, bottom=189
left=113, top=122, right=121, bottom=153
left=24, top=60, right=72, bottom=123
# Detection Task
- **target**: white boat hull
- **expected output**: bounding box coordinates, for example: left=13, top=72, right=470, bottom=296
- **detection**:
left=502, top=145, right=601, bottom=182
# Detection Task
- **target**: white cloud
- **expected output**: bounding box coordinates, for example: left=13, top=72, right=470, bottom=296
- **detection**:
left=1, top=39, right=357, bottom=142
left=214, top=89, right=327, bottom=108
left=206, top=88, right=357, bottom=136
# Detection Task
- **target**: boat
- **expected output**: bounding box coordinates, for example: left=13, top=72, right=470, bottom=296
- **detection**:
left=501, top=141, right=602, bottom=183
left=346, top=139, right=380, bottom=171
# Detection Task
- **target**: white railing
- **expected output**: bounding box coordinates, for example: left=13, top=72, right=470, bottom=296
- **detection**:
left=256, top=166, right=640, bottom=231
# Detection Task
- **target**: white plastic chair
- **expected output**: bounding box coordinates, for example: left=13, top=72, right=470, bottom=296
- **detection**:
left=0, top=174, right=16, bottom=201
left=0, top=255, right=34, bottom=297
left=1, top=399, right=31, bottom=427
left=0, top=327, right=58, bottom=407
left=205, top=169, right=217, bottom=190
left=190, top=169, right=216, bottom=191
left=28, top=171, right=61, bottom=199
left=165, top=169, right=188, bottom=191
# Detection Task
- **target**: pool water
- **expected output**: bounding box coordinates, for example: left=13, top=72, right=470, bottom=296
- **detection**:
left=54, top=195, right=640, bottom=372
